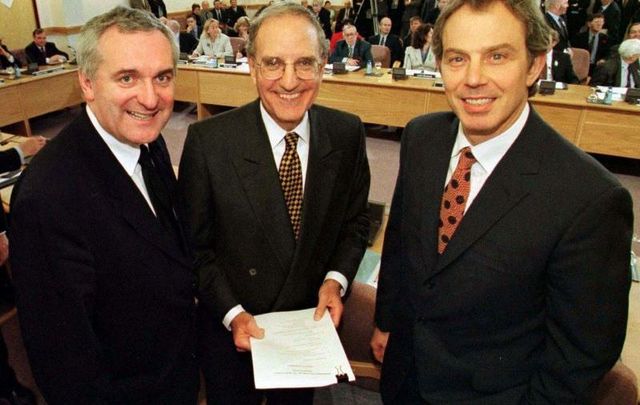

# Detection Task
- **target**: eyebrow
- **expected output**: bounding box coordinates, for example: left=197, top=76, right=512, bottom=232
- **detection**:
left=112, top=67, right=175, bottom=77
left=444, top=43, right=517, bottom=54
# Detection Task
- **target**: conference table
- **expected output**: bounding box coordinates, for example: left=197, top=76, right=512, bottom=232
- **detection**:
left=1, top=63, right=638, bottom=159
left=175, top=64, right=640, bottom=159
left=0, top=66, right=82, bottom=137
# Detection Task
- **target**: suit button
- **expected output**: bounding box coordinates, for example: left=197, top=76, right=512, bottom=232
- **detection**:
left=248, top=268, right=257, bottom=276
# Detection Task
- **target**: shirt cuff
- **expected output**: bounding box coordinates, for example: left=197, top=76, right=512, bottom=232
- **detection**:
left=45, top=57, right=50, bottom=64
left=14, top=146, right=25, bottom=164
left=7, top=55, right=14, bottom=64
left=325, top=271, right=348, bottom=297
left=222, top=304, right=245, bottom=331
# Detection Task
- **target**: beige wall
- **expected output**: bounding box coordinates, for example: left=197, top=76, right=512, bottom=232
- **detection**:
left=0, top=0, right=37, bottom=51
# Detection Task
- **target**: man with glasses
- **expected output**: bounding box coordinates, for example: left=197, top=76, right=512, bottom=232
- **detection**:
left=330, top=23, right=374, bottom=66
left=179, top=3, right=370, bottom=404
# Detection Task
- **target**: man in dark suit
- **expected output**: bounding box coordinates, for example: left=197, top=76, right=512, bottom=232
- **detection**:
left=330, top=23, right=374, bottom=65
left=599, top=0, right=622, bottom=43
left=149, top=0, right=168, bottom=18
left=572, top=13, right=611, bottom=73
left=0, top=39, right=21, bottom=69
left=423, top=0, right=446, bottom=24
left=24, top=29, right=69, bottom=65
left=592, top=37, right=640, bottom=86
left=545, top=0, right=572, bottom=52
left=371, top=0, right=633, bottom=403
left=224, top=0, right=247, bottom=27
left=542, top=31, right=580, bottom=82
left=336, top=0, right=357, bottom=32
left=9, top=7, right=199, bottom=404
left=179, top=3, right=370, bottom=404
left=369, top=17, right=404, bottom=65
left=312, top=0, right=334, bottom=38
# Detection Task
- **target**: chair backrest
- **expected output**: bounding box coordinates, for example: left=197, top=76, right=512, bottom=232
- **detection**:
left=570, top=47, right=590, bottom=84
left=229, top=37, right=246, bottom=56
left=338, top=281, right=380, bottom=391
left=10, top=48, right=28, bottom=66
left=370, top=45, right=391, bottom=68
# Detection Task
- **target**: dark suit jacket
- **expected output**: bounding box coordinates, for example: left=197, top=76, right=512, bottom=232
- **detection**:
left=600, top=1, right=622, bottom=43
left=179, top=99, right=370, bottom=320
left=0, top=148, right=22, bottom=233
left=315, top=7, right=333, bottom=39
left=149, top=0, right=167, bottom=18
left=330, top=39, right=374, bottom=65
left=179, top=32, right=199, bottom=54
left=545, top=12, right=571, bottom=52
left=571, top=30, right=611, bottom=64
left=336, top=6, right=357, bottom=32
left=375, top=110, right=632, bottom=403
left=592, top=55, right=640, bottom=86
left=550, top=50, right=580, bottom=83
left=24, top=41, right=69, bottom=65
left=223, top=6, right=247, bottom=27
left=9, top=111, right=199, bottom=404
left=423, top=6, right=440, bottom=24
left=368, top=33, right=404, bottom=65
left=0, top=45, right=20, bottom=69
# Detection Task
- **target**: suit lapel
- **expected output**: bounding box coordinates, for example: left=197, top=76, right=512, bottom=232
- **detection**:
left=231, top=101, right=296, bottom=271
left=435, top=111, right=544, bottom=273
left=75, top=112, right=190, bottom=266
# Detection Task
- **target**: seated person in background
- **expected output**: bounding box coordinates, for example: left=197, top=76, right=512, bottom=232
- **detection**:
left=24, top=29, right=68, bottom=65
left=592, top=38, right=640, bottom=87
left=224, top=0, right=247, bottom=27
left=329, top=18, right=362, bottom=52
left=0, top=38, right=21, bottom=69
left=186, top=15, right=200, bottom=39
left=168, top=19, right=199, bottom=54
left=572, top=13, right=611, bottom=74
left=329, top=23, right=373, bottom=66
left=541, top=30, right=580, bottom=83
left=368, top=17, right=404, bottom=67
left=402, top=15, right=422, bottom=48
left=403, top=23, right=436, bottom=70
left=233, top=16, right=250, bottom=41
left=192, top=18, right=233, bottom=57
left=627, top=21, right=640, bottom=40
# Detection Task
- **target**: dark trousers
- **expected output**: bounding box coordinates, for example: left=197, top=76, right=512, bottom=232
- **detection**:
left=197, top=308, right=314, bottom=405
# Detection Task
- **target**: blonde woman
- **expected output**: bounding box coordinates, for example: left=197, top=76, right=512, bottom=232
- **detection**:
left=192, top=18, right=233, bottom=57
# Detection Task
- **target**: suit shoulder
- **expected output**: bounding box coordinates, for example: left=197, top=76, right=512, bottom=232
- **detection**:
left=311, top=104, right=362, bottom=127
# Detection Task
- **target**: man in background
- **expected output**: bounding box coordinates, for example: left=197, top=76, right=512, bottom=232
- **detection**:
left=598, top=0, right=622, bottom=44
left=542, top=30, right=580, bottom=82
left=371, top=0, right=633, bottom=402
left=10, top=7, right=198, bottom=404
left=24, top=29, right=68, bottom=65
left=368, top=17, right=404, bottom=66
left=592, top=37, right=640, bottom=86
left=545, top=0, right=572, bottom=52
left=572, top=13, right=611, bottom=73
left=179, top=3, right=370, bottom=404
left=330, top=23, right=374, bottom=66
left=225, top=0, right=247, bottom=27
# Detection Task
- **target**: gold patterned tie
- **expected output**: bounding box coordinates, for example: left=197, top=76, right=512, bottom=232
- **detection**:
left=279, top=132, right=304, bottom=239
left=438, top=147, right=476, bottom=254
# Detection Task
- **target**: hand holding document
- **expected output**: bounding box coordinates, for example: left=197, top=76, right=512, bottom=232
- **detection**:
left=250, top=308, right=355, bottom=389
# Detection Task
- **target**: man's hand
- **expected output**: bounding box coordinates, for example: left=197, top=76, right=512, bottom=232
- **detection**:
left=19, top=136, right=47, bottom=157
left=230, top=311, right=264, bottom=352
left=0, top=234, right=8, bottom=266
left=346, top=57, right=360, bottom=66
left=50, top=54, right=66, bottom=64
left=370, top=327, right=389, bottom=363
left=314, top=279, right=343, bottom=327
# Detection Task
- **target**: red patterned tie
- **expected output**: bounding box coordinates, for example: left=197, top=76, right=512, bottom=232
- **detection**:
left=279, top=132, right=303, bottom=239
left=438, top=147, right=476, bottom=254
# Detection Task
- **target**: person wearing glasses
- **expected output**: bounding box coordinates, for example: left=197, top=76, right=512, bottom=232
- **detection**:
left=179, top=3, right=370, bottom=404
left=329, top=23, right=374, bottom=66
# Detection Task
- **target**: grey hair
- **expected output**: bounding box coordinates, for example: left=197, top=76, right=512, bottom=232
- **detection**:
left=246, top=2, right=328, bottom=59
left=619, top=38, right=640, bottom=59
left=77, top=6, right=178, bottom=80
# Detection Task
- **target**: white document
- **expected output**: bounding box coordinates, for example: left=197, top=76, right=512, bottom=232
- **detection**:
left=251, top=308, right=355, bottom=389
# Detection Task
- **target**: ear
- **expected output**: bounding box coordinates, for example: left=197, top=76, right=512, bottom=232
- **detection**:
left=78, top=70, right=96, bottom=102
left=526, top=53, right=546, bottom=88
left=248, top=56, right=257, bottom=85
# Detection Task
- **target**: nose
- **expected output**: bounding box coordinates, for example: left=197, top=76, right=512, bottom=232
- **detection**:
left=137, top=79, right=159, bottom=110
left=279, top=62, right=300, bottom=90
left=464, top=58, right=488, bottom=88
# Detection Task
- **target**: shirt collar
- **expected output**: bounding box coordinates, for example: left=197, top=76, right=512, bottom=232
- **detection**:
left=86, top=105, right=141, bottom=176
left=452, top=103, right=530, bottom=174
left=259, top=102, right=310, bottom=149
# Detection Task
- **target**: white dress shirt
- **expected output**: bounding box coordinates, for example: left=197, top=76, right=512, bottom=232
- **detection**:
left=446, top=103, right=530, bottom=212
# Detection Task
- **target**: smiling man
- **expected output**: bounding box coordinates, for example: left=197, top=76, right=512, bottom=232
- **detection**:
left=10, top=7, right=199, bottom=404
left=179, top=3, right=370, bottom=404
left=370, top=0, right=633, bottom=403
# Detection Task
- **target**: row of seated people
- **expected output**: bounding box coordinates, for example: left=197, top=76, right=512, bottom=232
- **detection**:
left=0, top=29, right=68, bottom=69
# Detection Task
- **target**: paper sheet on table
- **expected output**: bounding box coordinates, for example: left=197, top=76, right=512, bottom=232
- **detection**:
left=251, top=308, right=355, bottom=389
left=324, top=63, right=360, bottom=72
left=596, top=86, right=628, bottom=101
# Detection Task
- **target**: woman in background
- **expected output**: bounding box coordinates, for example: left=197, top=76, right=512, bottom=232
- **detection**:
left=192, top=18, right=233, bottom=57
left=403, top=23, right=436, bottom=71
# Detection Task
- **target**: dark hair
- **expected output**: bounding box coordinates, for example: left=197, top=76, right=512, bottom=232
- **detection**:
left=409, top=15, right=422, bottom=23
left=192, top=3, right=201, bottom=11
left=587, top=12, right=604, bottom=22
left=411, top=23, right=433, bottom=49
left=32, top=28, right=45, bottom=37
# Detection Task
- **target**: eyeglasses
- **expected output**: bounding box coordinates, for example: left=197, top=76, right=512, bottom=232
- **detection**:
left=254, top=57, right=322, bottom=80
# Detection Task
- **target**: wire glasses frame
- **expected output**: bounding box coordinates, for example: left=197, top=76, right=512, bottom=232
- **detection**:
left=254, top=57, right=323, bottom=80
